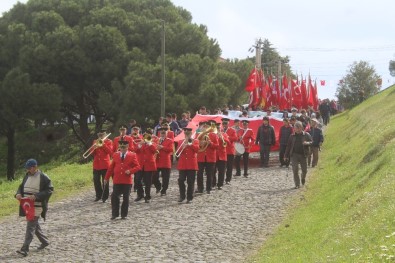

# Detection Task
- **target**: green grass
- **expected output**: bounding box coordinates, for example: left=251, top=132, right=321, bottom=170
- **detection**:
left=0, top=163, right=92, bottom=220
left=250, top=86, right=395, bottom=262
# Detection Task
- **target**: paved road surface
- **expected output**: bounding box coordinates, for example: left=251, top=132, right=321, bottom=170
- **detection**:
left=0, top=157, right=301, bottom=263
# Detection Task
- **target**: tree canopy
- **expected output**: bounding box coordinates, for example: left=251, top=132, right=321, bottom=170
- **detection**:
left=336, top=61, right=381, bottom=109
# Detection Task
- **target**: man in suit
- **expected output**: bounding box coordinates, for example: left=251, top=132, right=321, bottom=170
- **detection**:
left=105, top=141, right=140, bottom=219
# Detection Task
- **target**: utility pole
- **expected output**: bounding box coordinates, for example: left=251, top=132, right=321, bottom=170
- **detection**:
left=255, top=38, right=262, bottom=69
left=161, top=20, right=166, bottom=117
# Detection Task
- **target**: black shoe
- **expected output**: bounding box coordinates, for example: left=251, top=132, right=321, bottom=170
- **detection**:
left=225, top=181, right=230, bottom=185
left=37, top=243, right=49, bottom=250
left=156, top=189, right=160, bottom=194
left=178, top=198, right=185, bottom=203
left=234, top=174, right=241, bottom=177
left=186, top=200, right=192, bottom=204
left=94, top=198, right=100, bottom=202
left=161, top=193, right=166, bottom=196
left=145, top=199, right=150, bottom=203
left=121, top=216, right=127, bottom=220
left=217, top=186, right=222, bottom=190
left=111, top=216, right=117, bottom=220
left=134, top=197, right=143, bottom=202
left=206, top=191, right=211, bottom=194
left=195, top=190, right=203, bottom=194
left=102, top=199, right=107, bottom=203
left=301, top=179, right=305, bottom=185
left=243, top=174, right=248, bottom=178
left=294, top=186, right=300, bottom=189
left=16, top=249, right=28, bottom=257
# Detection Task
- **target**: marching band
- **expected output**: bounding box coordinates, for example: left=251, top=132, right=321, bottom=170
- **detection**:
left=90, top=112, right=319, bottom=219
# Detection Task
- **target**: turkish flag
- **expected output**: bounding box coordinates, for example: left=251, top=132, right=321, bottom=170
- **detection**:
left=245, top=68, right=258, bottom=92
left=20, top=198, right=35, bottom=221
left=291, top=79, right=303, bottom=109
left=279, top=74, right=290, bottom=110
left=300, top=78, right=308, bottom=109
left=320, top=80, right=325, bottom=86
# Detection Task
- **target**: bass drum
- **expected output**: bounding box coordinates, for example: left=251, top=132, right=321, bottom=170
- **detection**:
left=234, top=142, right=245, bottom=155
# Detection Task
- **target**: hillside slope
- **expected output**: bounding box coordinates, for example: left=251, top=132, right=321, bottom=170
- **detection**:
left=251, top=86, right=395, bottom=262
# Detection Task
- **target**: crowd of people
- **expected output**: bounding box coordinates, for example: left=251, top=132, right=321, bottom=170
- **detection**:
left=14, top=103, right=327, bottom=257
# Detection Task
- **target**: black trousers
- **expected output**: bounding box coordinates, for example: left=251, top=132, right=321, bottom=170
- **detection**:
left=235, top=152, right=249, bottom=175
left=197, top=162, right=215, bottom=192
left=279, top=144, right=289, bottom=166
left=178, top=170, right=196, bottom=201
left=93, top=169, right=109, bottom=201
left=111, top=184, right=131, bottom=218
left=259, top=144, right=271, bottom=166
left=153, top=168, right=171, bottom=194
left=135, top=170, right=153, bottom=200
left=216, top=160, right=226, bottom=187
left=225, top=154, right=234, bottom=182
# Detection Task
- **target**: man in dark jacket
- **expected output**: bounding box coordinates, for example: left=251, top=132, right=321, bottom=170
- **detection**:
left=15, top=159, right=54, bottom=257
left=278, top=118, right=293, bottom=167
left=308, top=118, right=324, bottom=167
left=255, top=116, right=276, bottom=167
left=285, top=122, right=312, bottom=189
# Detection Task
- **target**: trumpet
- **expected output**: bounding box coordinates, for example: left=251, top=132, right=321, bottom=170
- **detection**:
left=83, top=133, right=111, bottom=159
left=218, top=132, right=227, bottom=147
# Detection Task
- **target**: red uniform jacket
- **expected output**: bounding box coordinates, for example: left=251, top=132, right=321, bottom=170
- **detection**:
left=177, top=139, right=199, bottom=170
left=216, top=132, right=230, bottom=161
left=224, top=127, right=238, bottom=155
left=105, top=151, right=140, bottom=184
left=166, top=130, right=174, bottom=140
left=156, top=137, right=173, bottom=169
left=92, top=139, right=113, bottom=170
left=113, top=135, right=134, bottom=153
left=237, top=128, right=255, bottom=153
left=135, top=143, right=158, bottom=171
left=197, top=132, right=219, bottom=163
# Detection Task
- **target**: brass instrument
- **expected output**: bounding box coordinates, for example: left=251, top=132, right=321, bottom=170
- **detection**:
left=175, top=138, right=193, bottom=158
left=83, top=133, right=111, bottom=159
left=219, top=131, right=227, bottom=147
left=197, top=123, right=216, bottom=152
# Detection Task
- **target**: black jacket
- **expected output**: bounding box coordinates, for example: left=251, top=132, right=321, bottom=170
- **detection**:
left=285, top=132, right=312, bottom=158
left=255, top=124, right=276, bottom=146
left=308, top=127, right=324, bottom=147
left=16, top=171, right=54, bottom=220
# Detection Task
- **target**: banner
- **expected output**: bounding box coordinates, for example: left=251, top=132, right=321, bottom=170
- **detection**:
left=174, top=114, right=284, bottom=152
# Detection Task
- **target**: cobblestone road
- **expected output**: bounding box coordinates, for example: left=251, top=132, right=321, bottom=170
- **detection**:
left=0, top=157, right=301, bottom=263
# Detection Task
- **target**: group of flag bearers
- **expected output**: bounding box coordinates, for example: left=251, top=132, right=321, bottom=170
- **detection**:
left=90, top=118, right=256, bottom=220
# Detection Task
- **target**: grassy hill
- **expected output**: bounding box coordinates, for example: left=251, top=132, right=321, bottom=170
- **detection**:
left=250, top=86, right=395, bottom=262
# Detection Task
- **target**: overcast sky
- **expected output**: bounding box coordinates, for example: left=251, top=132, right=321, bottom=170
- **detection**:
left=2, top=0, right=395, bottom=99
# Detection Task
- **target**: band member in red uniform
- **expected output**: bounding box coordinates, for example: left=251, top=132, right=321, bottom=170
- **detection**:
left=104, top=141, right=140, bottom=220
left=234, top=120, right=255, bottom=177
left=113, top=124, right=134, bottom=153
left=176, top=127, right=199, bottom=203
left=213, top=122, right=230, bottom=190
left=152, top=127, right=173, bottom=196
left=131, top=125, right=143, bottom=146
left=196, top=121, right=219, bottom=194
left=134, top=131, right=158, bottom=203
left=222, top=118, right=238, bottom=184
left=91, top=129, right=113, bottom=202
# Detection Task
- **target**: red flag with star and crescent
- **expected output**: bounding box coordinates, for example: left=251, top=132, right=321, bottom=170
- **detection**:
left=20, top=198, right=35, bottom=221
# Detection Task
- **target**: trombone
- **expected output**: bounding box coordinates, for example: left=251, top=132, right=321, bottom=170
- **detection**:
left=83, top=133, right=111, bottom=159
left=175, top=132, right=195, bottom=158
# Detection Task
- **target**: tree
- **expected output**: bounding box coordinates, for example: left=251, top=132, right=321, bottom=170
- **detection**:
left=389, top=60, right=395, bottom=77
left=0, top=68, right=61, bottom=180
left=336, top=61, right=381, bottom=109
